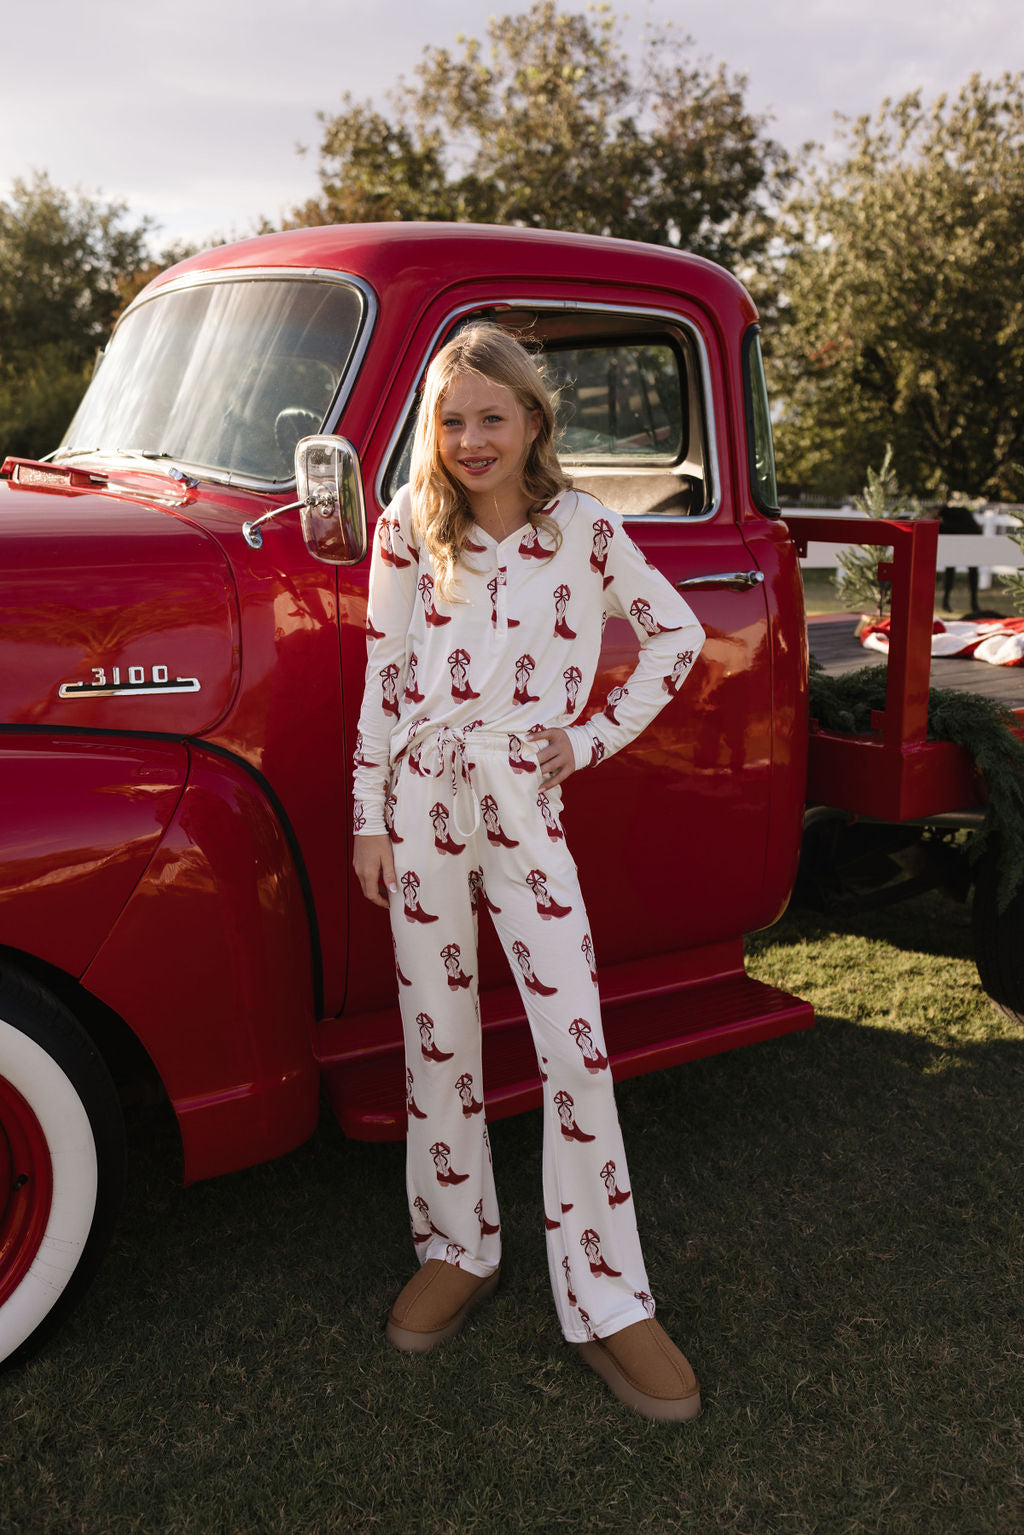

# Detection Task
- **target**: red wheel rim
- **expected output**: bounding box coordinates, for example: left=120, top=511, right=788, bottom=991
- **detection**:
left=0, top=1073, right=54, bottom=1307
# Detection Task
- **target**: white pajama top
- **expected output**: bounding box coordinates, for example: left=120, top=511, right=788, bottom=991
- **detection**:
left=352, top=485, right=706, bottom=835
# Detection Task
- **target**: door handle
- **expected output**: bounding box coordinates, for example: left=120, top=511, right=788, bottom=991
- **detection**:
left=675, top=570, right=766, bottom=592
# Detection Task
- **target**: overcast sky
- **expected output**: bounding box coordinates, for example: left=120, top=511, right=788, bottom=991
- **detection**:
left=2, top=0, right=1021, bottom=253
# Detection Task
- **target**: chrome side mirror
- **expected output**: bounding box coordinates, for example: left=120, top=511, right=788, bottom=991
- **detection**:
left=242, top=435, right=368, bottom=565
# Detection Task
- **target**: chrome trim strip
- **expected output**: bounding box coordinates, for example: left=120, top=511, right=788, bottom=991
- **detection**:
left=56, top=267, right=378, bottom=495
left=373, top=298, right=722, bottom=524
left=676, top=570, right=765, bottom=592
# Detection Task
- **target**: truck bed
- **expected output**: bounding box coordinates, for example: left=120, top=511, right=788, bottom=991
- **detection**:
left=808, top=614, right=1024, bottom=709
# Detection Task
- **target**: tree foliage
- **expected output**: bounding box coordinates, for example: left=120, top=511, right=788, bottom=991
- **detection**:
left=771, top=74, right=1024, bottom=502
left=833, top=444, right=920, bottom=618
left=297, top=2, right=790, bottom=273
left=0, top=172, right=156, bottom=459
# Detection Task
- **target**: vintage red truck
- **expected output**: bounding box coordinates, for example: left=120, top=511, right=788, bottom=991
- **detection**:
left=0, top=222, right=1009, bottom=1368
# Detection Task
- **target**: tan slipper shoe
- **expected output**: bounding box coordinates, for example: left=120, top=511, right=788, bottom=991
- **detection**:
left=385, top=1260, right=499, bottom=1352
left=574, top=1319, right=702, bottom=1421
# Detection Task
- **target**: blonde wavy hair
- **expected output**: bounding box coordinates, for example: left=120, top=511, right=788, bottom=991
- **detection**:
left=409, top=326, right=570, bottom=601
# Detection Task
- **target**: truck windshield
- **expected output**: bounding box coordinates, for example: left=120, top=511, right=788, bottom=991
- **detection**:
left=58, top=275, right=365, bottom=484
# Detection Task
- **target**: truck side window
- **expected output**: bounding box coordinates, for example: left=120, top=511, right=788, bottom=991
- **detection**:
left=381, top=314, right=711, bottom=518
left=742, top=326, right=780, bottom=515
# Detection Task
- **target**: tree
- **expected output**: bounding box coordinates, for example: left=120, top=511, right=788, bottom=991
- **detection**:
left=297, top=2, right=790, bottom=275
left=833, top=445, right=920, bottom=618
left=770, top=74, right=1024, bottom=502
left=0, top=172, right=156, bottom=459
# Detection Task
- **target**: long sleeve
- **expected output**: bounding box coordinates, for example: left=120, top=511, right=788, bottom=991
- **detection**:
left=563, top=510, right=705, bottom=771
left=351, top=490, right=420, bottom=834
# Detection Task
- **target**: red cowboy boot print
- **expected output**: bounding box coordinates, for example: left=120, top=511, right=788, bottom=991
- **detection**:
left=580, top=1228, right=622, bottom=1278
left=539, top=1055, right=549, bottom=1082
left=513, top=654, right=540, bottom=707
left=588, top=737, right=606, bottom=768
left=554, top=1088, right=596, bottom=1143
left=629, top=596, right=681, bottom=637
left=444, top=1242, right=467, bottom=1267
left=406, top=739, right=431, bottom=776
left=518, top=524, right=550, bottom=561
left=526, top=868, right=572, bottom=920
left=402, top=870, right=439, bottom=924
left=365, top=614, right=386, bottom=640
left=590, top=519, right=614, bottom=587
left=377, top=514, right=412, bottom=568
left=663, top=650, right=696, bottom=697
left=634, top=1290, right=656, bottom=1318
left=404, top=651, right=425, bottom=704
left=352, top=730, right=378, bottom=770
left=545, top=1211, right=561, bottom=1230
left=430, top=1141, right=470, bottom=1185
left=411, top=1199, right=432, bottom=1247
left=474, top=1198, right=500, bottom=1237
left=392, top=934, right=412, bottom=987
left=384, top=790, right=403, bottom=844
left=581, top=933, right=599, bottom=984
left=553, top=582, right=577, bottom=639
left=468, top=866, right=501, bottom=915
left=379, top=663, right=400, bottom=719
left=507, top=734, right=537, bottom=775
left=448, top=647, right=480, bottom=702
left=418, top=572, right=452, bottom=626
left=418, top=1012, right=454, bottom=1063
left=481, top=793, right=519, bottom=848
left=563, top=665, right=582, bottom=713
left=569, top=1018, right=608, bottom=1073
left=430, top=802, right=465, bottom=856
left=487, top=569, right=521, bottom=628
left=413, top=1196, right=449, bottom=1242
left=482, top=1124, right=492, bottom=1165
left=603, top=684, right=628, bottom=725
left=455, top=1072, right=483, bottom=1116
left=353, top=799, right=366, bottom=833
left=562, top=1256, right=578, bottom=1308
left=600, top=1159, right=632, bottom=1207
left=406, top=1068, right=428, bottom=1120
left=512, top=939, right=558, bottom=996
left=578, top=1308, right=599, bottom=1341
left=441, top=942, right=473, bottom=990
left=536, top=791, right=564, bottom=842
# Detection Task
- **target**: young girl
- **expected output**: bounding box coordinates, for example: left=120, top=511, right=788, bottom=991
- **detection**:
left=352, top=327, right=706, bottom=1422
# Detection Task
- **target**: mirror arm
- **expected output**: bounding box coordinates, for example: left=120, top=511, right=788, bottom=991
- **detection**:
left=242, top=487, right=336, bottom=550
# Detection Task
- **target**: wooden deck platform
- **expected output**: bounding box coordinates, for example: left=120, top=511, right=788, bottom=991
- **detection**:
left=807, top=614, right=1024, bottom=710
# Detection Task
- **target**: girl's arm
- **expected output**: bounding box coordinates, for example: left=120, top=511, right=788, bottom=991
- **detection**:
left=563, top=510, right=706, bottom=771
left=351, top=489, right=419, bottom=835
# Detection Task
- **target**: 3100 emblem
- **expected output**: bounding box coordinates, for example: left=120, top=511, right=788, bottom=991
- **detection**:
left=58, top=664, right=201, bottom=699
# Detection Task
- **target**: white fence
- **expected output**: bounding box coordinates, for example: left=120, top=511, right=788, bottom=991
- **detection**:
left=793, top=506, right=1024, bottom=591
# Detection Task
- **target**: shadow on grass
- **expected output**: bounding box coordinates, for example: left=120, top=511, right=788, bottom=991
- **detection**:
left=4, top=902, right=1023, bottom=1534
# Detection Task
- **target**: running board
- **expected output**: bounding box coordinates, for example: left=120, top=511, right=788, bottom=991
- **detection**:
left=320, top=967, right=812, bottom=1142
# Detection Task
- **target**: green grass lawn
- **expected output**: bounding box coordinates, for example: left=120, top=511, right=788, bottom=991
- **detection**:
left=3, top=893, right=1023, bottom=1534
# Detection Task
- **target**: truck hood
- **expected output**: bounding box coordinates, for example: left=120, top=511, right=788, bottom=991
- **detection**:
left=0, top=477, right=240, bottom=735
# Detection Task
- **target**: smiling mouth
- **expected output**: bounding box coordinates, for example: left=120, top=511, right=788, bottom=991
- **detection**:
left=460, top=457, right=497, bottom=470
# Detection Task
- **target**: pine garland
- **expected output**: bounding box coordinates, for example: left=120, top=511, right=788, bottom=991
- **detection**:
left=808, top=658, right=1024, bottom=910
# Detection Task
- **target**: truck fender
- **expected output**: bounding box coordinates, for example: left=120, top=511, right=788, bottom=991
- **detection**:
left=82, top=744, right=320, bottom=1183
left=0, top=733, right=189, bottom=977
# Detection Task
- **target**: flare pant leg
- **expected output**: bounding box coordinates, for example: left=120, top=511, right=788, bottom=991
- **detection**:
left=388, top=732, right=655, bottom=1343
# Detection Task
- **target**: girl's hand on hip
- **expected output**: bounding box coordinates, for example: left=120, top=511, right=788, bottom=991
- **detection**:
left=530, top=726, right=576, bottom=789
left=354, top=833, right=398, bottom=909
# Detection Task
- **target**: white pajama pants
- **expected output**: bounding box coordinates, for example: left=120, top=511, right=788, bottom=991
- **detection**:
left=386, top=726, right=655, bottom=1344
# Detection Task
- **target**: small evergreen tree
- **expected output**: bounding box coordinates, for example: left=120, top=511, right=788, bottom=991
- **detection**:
left=834, top=445, right=919, bottom=617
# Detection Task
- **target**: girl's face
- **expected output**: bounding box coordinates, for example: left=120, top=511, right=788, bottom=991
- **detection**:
left=436, top=372, right=540, bottom=512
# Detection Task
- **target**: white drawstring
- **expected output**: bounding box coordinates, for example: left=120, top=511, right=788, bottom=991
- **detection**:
left=426, top=725, right=482, bottom=838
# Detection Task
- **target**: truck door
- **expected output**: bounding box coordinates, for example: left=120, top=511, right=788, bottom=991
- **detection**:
left=363, top=297, right=772, bottom=980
